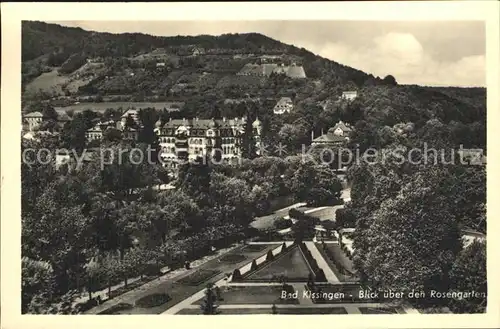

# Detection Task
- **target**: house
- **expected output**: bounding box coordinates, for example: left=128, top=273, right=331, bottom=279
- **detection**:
left=155, top=116, right=261, bottom=169
left=85, top=121, right=119, bottom=142
left=273, top=97, right=294, bottom=115
left=341, top=91, right=358, bottom=101
left=156, top=62, right=166, bottom=67
left=122, top=127, right=140, bottom=141
left=311, top=121, right=353, bottom=147
left=236, top=63, right=307, bottom=78
left=461, top=229, right=486, bottom=248
left=85, top=124, right=104, bottom=142
left=23, top=112, right=47, bottom=131
left=192, top=47, right=205, bottom=56
left=120, top=109, right=140, bottom=129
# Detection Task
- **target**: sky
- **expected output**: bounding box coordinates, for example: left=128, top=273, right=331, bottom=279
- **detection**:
left=52, top=20, right=486, bottom=87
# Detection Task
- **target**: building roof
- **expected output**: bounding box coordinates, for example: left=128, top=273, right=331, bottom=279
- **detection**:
left=276, top=97, right=293, bottom=106
left=331, top=121, right=352, bottom=133
left=312, top=134, right=348, bottom=143
left=121, top=109, right=138, bottom=118
left=24, top=111, right=45, bottom=118
left=160, top=117, right=248, bottom=137
left=342, top=91, right=357, bottom=95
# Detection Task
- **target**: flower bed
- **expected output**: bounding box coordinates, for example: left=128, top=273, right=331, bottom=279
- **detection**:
left=297, top=243, right=327, bottom=282
left=135, top=293, right=171, bottom=308
left=177, top=269, right=221, bottom=286
left=316, top=242, right=357, bottom=282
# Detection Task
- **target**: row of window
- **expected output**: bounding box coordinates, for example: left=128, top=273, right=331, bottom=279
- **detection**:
left=160, top=146, right=238, bottom=155
left=159, top=137, right=238, bottom=144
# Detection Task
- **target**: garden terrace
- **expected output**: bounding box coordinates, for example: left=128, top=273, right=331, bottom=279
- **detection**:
left=315, top=242, right=358, bottom=283
left=241, top=244, right=314, bottom=282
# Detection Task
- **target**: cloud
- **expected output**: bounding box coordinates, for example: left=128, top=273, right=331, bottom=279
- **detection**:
left=302, top=32, right=485, bottom=87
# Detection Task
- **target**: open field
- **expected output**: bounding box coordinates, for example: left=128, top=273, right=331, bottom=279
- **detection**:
left=24, top=69, right=71, bottom=96
left=54, top=102, right=184, bottom=113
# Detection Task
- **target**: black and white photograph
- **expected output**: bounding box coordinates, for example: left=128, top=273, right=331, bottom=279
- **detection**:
left=2, top=1, right=499, bottom=328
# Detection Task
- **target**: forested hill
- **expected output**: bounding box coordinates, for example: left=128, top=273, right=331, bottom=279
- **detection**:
left=21, top=21, right=382, bottom=93
left=22, top=21, right=485, bottom=142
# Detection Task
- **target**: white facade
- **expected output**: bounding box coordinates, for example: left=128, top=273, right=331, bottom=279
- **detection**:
left=273, top=97, right=294, bottom=115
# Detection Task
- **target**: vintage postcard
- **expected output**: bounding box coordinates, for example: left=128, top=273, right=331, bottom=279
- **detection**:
left=1, top=1, right=499, bottom=329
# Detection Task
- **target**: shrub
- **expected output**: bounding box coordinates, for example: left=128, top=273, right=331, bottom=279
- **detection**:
left=266, top=250, right=274, bottom=262
left=310, top=258, right=318, bottom=270
left=250, top=259, right=258, bottom=271
left=315, top=269, right=327, bottom=282
left=274, top=217, right=293, bottom=230
left=232, top=269, right=242, bottom=281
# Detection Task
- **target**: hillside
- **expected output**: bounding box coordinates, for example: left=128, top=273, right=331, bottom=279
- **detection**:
left=22, top=21, right=380, bottom=99
left=22, top=21, right=485, bottom=139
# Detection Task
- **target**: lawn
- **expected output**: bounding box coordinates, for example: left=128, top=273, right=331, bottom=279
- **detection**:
left=244, top=246, right=312, bottom=282
left=193, top=285, right=299, bottom=305
left=177, top=269, right=221, bottom=286
left=135, top=293, right=171, bottom=308
left=219, top=254, right=247, bottom=264
left=176, top=307, right=348, bottom=315
left=315, top=242, right=357, bottom=282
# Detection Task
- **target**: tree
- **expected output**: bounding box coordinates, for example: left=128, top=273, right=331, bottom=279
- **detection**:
left=271, top=304, right=278, bottom=314
left=22, top=180, right=93, bottom=295
left=335, top=207, right=356, bottom=229
left=60, top=111, right=96, bottom=153
left=353, top=168, right=462, bottom=300
left=200, top=283, right=219, bottom=315
left=124, top=114, right=137, bottom=129
left=177, top=156, right=212, bottom=209
left=448, top=240, right=486, bottom=313
left=102, top=127, right=122, bottom=143
left=157, top=190, right=200, bottom=239
left=241, top=116, right=257, bottom=159
left=382, top=75, right=398, bottom=86
left=22, top=257, right=55, bottom=313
